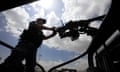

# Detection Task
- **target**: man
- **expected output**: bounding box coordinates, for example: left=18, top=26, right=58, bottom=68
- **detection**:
left=2, top=18, right=56, bottom=72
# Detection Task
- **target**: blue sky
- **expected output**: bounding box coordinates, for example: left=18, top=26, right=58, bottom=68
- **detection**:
left=0, top=0, right=111, bottom=71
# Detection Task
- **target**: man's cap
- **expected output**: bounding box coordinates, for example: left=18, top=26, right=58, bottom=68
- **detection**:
left=36, top=18, right=46, bottom=24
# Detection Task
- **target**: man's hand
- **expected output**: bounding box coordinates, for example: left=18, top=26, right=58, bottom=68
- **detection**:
left=51, top=27, right=56, bottom=31
left=43, top=26, right=57, bottom=40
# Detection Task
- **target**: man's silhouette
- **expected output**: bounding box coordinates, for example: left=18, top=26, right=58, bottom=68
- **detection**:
left=2, top=18, right=56, bottom=72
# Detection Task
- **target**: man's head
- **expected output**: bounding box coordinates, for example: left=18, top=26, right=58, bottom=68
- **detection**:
left=36, top=18, right=46, bottom=25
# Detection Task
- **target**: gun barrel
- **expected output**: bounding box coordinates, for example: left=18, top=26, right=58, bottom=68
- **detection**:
left=87, top=15, right=106, bottom=22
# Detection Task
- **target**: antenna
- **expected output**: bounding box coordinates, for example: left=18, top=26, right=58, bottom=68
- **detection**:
left=60, top=19, right=65, bottom=26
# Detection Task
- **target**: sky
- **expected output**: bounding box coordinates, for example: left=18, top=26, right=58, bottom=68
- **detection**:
left=0, top=0, right=111, bottom=71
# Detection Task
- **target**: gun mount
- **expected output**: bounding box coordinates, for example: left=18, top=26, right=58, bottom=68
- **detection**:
left=56, top=15, right=106, bottom=41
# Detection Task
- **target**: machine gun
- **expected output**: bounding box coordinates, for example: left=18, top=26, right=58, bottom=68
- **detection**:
left=56, top=15, right=106, bottom=41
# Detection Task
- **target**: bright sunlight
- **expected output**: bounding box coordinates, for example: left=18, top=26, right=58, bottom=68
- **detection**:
left=40, top=0, right=55, bottom=10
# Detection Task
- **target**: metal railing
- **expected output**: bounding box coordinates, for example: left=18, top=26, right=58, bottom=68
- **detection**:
left=0, top=40, right=45, bottom=72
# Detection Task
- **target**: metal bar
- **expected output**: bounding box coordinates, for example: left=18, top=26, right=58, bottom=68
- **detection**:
left=0, top=40, right=45, bottom=72
left=0, top=40, right=14, bottom=49
left=48, top=51, right=88, bottom=72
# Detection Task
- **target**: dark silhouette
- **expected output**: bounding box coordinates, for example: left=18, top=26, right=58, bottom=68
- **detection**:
left=1, top=18, right=56, bottom=72
left=56, top=15, right=105, bottom=41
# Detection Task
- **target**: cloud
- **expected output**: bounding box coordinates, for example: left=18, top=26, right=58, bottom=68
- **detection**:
left=1, top=0, right=111, bottom=53
left=43, top=35, right=92, bottom=53
left=43, top=0, right=111, bottom=53
left=38, top=60, right=63, bottom=71
left=46, top=11, right=60, bottom=27
left=66, top=57, right=88, bottom=71
left=2, top=1, right=46, bottom=37
left=34, top=8, right=45, bottom=18
left=62, top=0, right=111, bottom=22
left=0, top=29, right=3, bottom=32
left=2, top=6, right=30, bottom=37
left=29, top=1, right=46, bottom=20
left=0, top=1, right=111, bottom=71
left=40, top=3, right=93, bottom=53
left=38, top=58, right=88, bottom=71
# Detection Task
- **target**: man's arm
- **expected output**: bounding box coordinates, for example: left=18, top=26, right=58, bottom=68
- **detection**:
left=36, top=24, right=56, bottom=40
left=41, top=25, right=55, bottom=31
left=43, top=30, right=56, bottom=40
